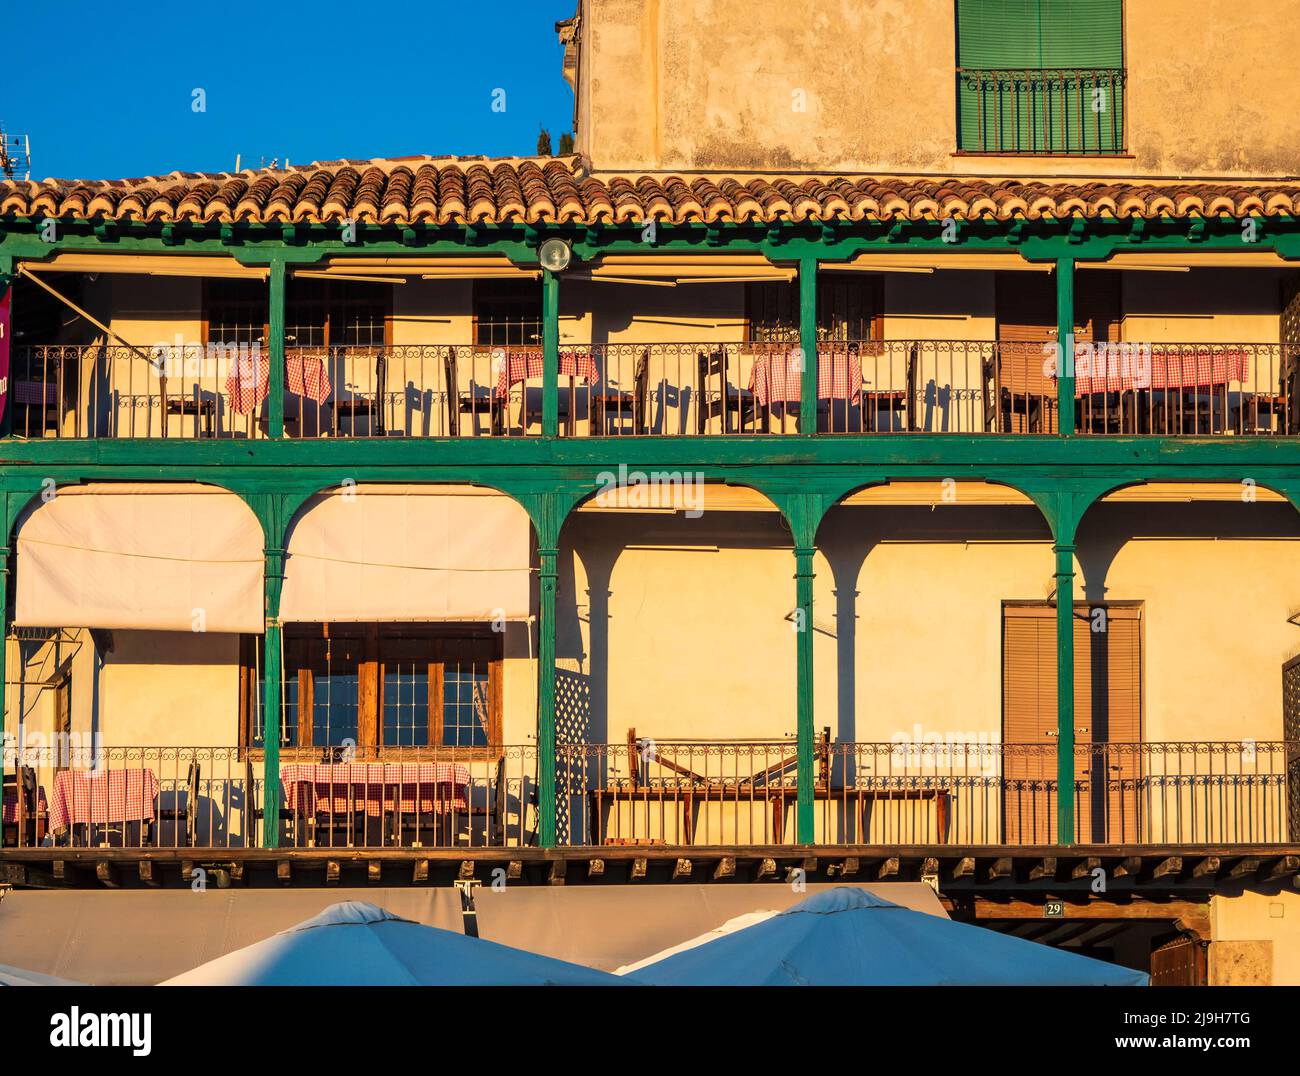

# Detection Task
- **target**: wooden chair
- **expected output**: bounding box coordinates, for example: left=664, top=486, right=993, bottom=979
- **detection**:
left=155, top=761, right=200, bottom=847
left=244, top=759, right=264, bottom=848
left=446, top=348, right=504, bottom=436
left=592, top=348, right=650, bottom=435
left=696, top=347, right=757, bottom=433
left=330, top=352, right=388, bottom=436
left=14, top=379, right=61, bottom=437
left=987, top=342, right=1056, bottom=433
left=158, top=375, right=217, bottom=438
left=2, top=765, right=44, bottom=847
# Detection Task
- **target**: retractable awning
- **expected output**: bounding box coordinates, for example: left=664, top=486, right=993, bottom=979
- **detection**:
left=278, top=484, right=533, bottom=622
left=14, top=483, right=264, bottom=633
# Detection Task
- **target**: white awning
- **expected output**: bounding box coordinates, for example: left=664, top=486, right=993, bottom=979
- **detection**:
left=15, top=483, right=264, bottom=633
left=279, top=485, right=532, bottom=623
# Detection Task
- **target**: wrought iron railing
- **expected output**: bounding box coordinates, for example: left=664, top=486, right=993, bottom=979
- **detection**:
left=556, top=739, right=1297, bottom=848
left=7, top=340, right=1296, bottom=439
left=957, top=67, right=1127, bottom=155
left=1, top=742, right=538, bottom=850
left=273, top=744, right=538, bottom=849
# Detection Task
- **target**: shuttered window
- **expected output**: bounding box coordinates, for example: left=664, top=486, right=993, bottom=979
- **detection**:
left=956, top=0, right=1126, bottom=154
left=1002, top=602, right=1141, bottom=842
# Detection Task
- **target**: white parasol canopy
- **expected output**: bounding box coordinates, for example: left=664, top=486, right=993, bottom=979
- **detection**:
left=160, top=901, right=623, bottom=986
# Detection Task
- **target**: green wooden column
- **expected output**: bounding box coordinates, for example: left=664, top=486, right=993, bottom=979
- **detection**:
left=1056, top=256, right=1076, bottom=436
left=266, top=259, right=287, bottom=439
left=1054, top=534, right=1077, bottom=845
left=237, top=489, right=297, bottom=849
left=779, top=491, right=825, bottom=844
left=541, top=268, right=560, bottom=438
left=529, top=491, right=567, bottom=848
left=798, top=256, right=819, bottom=433
left=261, top=540, right=286, bottom=848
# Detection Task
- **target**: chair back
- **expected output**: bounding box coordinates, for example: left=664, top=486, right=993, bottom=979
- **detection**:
left=443, top=347, right=461, bottom=436
left=373, top=351, right=388, bottom=434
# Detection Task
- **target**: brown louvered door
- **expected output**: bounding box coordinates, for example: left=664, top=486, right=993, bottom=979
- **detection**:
left=1003, top=604, right=1142, bottom=844
left=994, top=270, right=1121, bottom=433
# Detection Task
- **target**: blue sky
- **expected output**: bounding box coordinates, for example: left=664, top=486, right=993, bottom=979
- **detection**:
left=6, top=1, right=579, bottom=181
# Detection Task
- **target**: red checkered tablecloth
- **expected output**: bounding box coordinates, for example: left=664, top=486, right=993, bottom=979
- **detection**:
left=2, top=787, right=48, bottom=824
left=748, top=349, right=863, bottom=406
left=280, top=763, right=471, bottom=819
left=224, top=353, right=333, bottom=413
left=492, top=350, right=601, bottom=398
left=1069, top=347, right=1250, bottom=395
left=48, top=768, right=160, bottom=831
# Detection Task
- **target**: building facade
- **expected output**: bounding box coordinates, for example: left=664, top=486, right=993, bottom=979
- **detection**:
left=2, top=0, right=1300, bottom=984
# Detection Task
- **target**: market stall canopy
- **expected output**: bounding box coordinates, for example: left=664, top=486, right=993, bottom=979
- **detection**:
left=161, top=901, right=622, bottom=986
left=626, top=888, right=1149, bottom=986
left=14, top=483, right=263, bottom=633
left=279, top=485, right=532, bottom=622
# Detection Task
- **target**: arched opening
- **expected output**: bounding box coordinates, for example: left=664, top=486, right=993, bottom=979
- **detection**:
left=556, top=479, right=796, bottom=845
left=7, top=481, right=264, bottom=848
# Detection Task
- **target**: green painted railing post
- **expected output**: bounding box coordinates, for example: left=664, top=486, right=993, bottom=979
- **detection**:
left=261, top=540, right=285, bottom=848
left=1053, top=499, right=1079, bottom=846
left=541, top=268, right=560, bottom=438
left=798, top=256, right=819, bottom=433
left=531, top=491, right=565, bottom=847
left=1056, top=256, right=1076, bottom=436
left=267, top=259, right=286, bottom=439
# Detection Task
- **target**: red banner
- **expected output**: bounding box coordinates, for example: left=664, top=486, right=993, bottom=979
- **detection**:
left=0, top=284, right=9, bottom=428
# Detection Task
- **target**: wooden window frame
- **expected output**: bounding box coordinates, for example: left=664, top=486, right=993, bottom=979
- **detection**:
left=471, top=279, right=542, bottom=349
left=239, top=623, right=503, bottom=760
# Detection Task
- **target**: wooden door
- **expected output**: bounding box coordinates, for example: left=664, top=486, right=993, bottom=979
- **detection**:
left=1002, top=603, right=1142, bottom=844
left=1150, top=935, right=1207, bottom=986
left=994, top=270, right=1121, bottom=432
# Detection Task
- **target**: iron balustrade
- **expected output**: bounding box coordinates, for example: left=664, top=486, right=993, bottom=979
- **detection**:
left=273, top=744, right=538, bottom=850
left=3, top=745, right=252, bottom=849
left=3, top=740, right=1292, bottom=850
left=957, top=67, right=1127, bottom=155
left=557, top=740, right=1297, bottom=848
left=557, top=738, right=805, bottom=847
left=7, top=340, right=1296, bottom=440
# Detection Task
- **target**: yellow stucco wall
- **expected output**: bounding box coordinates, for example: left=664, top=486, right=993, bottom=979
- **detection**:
left=572, top=0, right=1300, bottom=177
left=1212, top=889, right=1300, bottom=985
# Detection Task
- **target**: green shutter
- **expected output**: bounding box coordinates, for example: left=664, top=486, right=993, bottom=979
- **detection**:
left=957, top=0, right=1124, bottom=155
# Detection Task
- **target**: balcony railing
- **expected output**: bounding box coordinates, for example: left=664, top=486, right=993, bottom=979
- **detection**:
left=556, top=739, right=1297, bottom=849
left=957, top=67, right=1127, bottom=155
left=3, top=743, right=538, bottom=850
left=7, top=341, right=1296, bottom=439
left=2, top=740, right=1292, bottom=851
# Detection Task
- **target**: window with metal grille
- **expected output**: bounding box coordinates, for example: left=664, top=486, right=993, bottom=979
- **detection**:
left=955, top=0, right=1126, bottom=155
left=473, top=280, right=542, bottom=347
left=745, top=276, right=882, bottom=344
left=204, top=280, right=389, bottom=349
left=242, top=625, right=502, bottom=756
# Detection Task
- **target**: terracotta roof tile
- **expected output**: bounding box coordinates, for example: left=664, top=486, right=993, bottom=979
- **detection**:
left=2, top=156, right=1299, bottom=227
